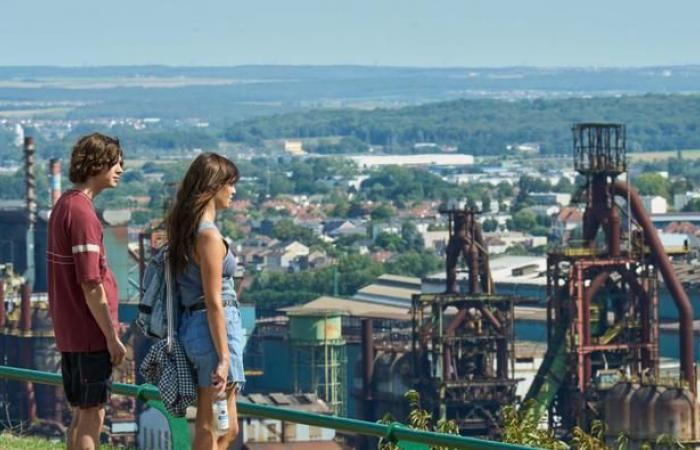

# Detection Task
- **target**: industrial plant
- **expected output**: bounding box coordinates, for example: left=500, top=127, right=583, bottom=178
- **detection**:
left=2, top=124, right=700, bottom=449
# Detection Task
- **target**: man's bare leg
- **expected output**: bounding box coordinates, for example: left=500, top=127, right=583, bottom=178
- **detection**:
left=67, top=407, right=80, bottom=449
left=74, top=405, right=105, bottom=450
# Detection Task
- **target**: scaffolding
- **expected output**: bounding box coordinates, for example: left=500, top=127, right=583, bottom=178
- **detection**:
left=412, top=208, right=518, bottom=437
left=525, top=123, right=668, bottom=433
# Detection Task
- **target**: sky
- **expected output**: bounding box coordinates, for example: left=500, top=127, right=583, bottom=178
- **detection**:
left=2, top=0, right=699, bottom=67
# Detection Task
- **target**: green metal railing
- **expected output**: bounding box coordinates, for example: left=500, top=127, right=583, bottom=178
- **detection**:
left=0, top=366, right=534, bottom=450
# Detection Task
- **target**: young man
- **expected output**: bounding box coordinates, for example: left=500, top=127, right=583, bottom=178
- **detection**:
left=47, top=133, right=126, bottom=450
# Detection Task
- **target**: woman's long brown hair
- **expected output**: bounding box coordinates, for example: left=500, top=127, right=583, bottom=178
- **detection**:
left=166, top=153, right=239, bottom=274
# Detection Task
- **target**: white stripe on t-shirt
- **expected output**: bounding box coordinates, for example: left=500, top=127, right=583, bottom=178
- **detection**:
left=71, top=244, right=100, bottom=254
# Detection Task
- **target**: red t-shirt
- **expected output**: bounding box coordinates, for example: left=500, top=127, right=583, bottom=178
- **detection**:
left=47, top=189, right=119, bottom=352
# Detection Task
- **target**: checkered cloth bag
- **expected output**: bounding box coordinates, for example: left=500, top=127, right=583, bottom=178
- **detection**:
left=139, top=256, right=196, bottom=417
left=140, top=338, right=196, bottom=417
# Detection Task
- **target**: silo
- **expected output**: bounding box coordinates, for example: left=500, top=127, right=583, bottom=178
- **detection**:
left=628, top=384, right=662, bottom=441
left=654, top=387, right=697, bottom=442
left=289, top=310, right=346, bottom=416
left=604, top=381, right=636, bottom=436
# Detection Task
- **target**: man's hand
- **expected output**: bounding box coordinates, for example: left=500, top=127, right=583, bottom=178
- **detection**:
left=107, top=337, right=127, bottom=366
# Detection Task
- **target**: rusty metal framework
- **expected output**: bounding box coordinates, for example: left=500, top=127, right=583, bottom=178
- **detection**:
left=539, top=123, right=679, bottom=431
left=412, top=208, right=517, bottom=437
left=544, top=251, right=659, bottom=430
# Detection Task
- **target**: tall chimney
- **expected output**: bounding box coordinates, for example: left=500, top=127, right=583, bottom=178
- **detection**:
left=23, top=137, right=36, bottom=284
left=48, top=158, right=61, bottom=207
left=24, top=137, right=36, bottom=225
left=20, top=282, right=37, bottom=422
left=20, top=282, right=32, bottom=332
left=0, top=279, right=5, bottom=328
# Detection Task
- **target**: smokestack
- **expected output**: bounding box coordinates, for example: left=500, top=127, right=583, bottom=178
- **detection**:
left=24, top=137, right=36, bottom=226
left=20, top=282, right=32, bottom=332
left=20, top=282, right=37, bottom=422
left=23, top=137, right=36, bottom=284
left=0, top=279, right=5, bottom=328
left=361, top=319, right=374, bottom=421
left=48, top=158, right=61, bottom=207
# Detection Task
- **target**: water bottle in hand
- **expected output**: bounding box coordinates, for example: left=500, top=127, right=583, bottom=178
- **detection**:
left=213, top=393, right=229, bottom=434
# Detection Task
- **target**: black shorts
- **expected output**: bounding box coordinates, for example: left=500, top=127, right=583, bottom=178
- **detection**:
left=61, top=351, right=113, bottom=408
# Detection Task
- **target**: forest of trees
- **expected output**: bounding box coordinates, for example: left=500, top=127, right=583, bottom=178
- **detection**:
left=224, top=94, right=700, bottom=155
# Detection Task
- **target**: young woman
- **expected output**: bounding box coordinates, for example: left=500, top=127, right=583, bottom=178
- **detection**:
left=166, top=153, right=245, bottom=450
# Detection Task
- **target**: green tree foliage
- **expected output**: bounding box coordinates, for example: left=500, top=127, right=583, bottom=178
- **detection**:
left=247, top=253, right=385, bottom=310
left=271, top=219, right=320, bottom=246
left=70, top=125, right=218, bottom=154
left=481, top=195, right=492, bottom=213
left=670, top=178, right=693, bottom=199
left=374, top=232, right=403, bottom=251
left=246, top=250, right=440, bottom=314
left=288, top=157, right=358, bottom=195
left=268, top=175, right=295, bottom=197
left=361, top=166, right=461, bottom=203
left=401, top=221, right=425, bottom=251
left=519, top=175, right=552, bottom=194
left=555, top=177, right=575, bottom=195
left=311, top=136, right=369, bottom=154
left=511, top=209, right=537, bottom=232
left=501, top=402, right=684, bottom=450
left=348, top=201, right=368, bottom=218
left=482, top=218, right=499, bottom=232
left=377, top=390, right=459, bottom=450
left=511, top=191, right=533, bottom=213
left=370, top=204, right=395, bottom=221
left=0, top=165, right=48, bottom=208
left=500, top=400, right=566, bottom=449
left=220, top=219, right=245, bottom=241
left=384, top=251, right=442, bottom=278
left=497, top=181, right=515, bottom=200
left=682, top=198, right=700, bottom=212
left=634, top=172, right=671, bottom=200
left=331, top=198, right=351, bottom=218
left=334, top=253, right=386, bottom=295
left=224, top=95, right=700, bottom=155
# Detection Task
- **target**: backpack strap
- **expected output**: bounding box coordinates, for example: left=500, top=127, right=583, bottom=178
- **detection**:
left=198, top=220, right=229, bottom=252
left=197, top=221, right=217, bottom=233
left=165, top=252, right=175, bottom=353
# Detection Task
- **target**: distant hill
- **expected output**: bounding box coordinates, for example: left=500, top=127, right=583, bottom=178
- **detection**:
left=223, top=94, right=700, bottom=155
left=1, top=65, right=700, bottom=121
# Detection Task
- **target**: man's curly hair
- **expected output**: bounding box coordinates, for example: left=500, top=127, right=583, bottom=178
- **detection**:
left=69, top=133, right=123, bottom=183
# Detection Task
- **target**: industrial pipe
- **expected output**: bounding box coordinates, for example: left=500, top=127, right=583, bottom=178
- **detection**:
left=20, top=283, right=36, bottom=421
left=20, top=283, right=32, bottom=332
left=613, top=181, right=695, bottom=387
left=582, top=271, right=611, bottom=386
left=473, top=224, right=494, bottom=294
left=361, top=319, right=374, bottom=422
left=620, top=269, right=656, bottom=370
left=0, top=280, right=5, bottom=328
left=48, top=158, right=61, bottom=207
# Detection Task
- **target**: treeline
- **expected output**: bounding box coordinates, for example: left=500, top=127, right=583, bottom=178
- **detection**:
left=246, top=252, right=441, bottom=316
left=224, top=95, right=700, bottom=155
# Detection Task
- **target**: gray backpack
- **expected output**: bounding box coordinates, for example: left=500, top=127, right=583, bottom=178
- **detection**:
left=136, top=246, right=178, bottom=341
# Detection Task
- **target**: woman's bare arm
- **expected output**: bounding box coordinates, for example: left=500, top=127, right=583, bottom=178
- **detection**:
left=196, top=229, right=229, bottom=390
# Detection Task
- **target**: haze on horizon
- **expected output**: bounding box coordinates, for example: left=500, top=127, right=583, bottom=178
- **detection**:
left=2, top=0, right=699, bottom=68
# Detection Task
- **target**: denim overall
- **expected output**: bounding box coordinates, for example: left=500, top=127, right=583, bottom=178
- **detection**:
left=177, top=221, right=245, bottom=389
